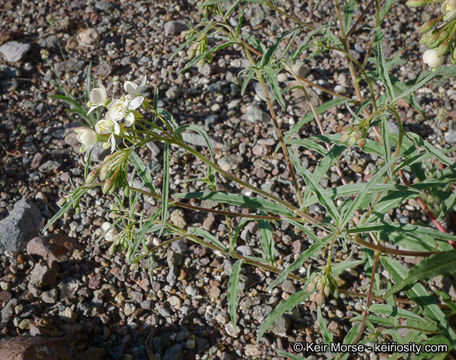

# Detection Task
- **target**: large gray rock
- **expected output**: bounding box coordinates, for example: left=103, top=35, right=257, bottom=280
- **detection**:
left=0, top=198, right=43, bottom=252
left=0, top=41, right=30, bottom=62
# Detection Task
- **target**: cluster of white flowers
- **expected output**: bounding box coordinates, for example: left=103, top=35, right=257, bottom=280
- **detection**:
left=422, top=0, right=456, bottom=68
left=76, top=77, right=147, bottom=152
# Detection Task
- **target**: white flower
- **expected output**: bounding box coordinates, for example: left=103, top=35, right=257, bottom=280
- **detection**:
left=124, top=76, right=146, bottom=108
left=95, top=118, right=120, bottom=135
left=106, top=97, right=139, bottom=127
left=75, top=128, right=97, bottom=152
left=87, top=82, right=108, bottom=115
left=423, top=49, right=444, bottom=68
left=106, top=98, right=128, bottom=122
left=124, top=76, right=147, bottom=98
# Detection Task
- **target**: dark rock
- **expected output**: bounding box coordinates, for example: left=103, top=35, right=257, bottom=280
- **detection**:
left=0, top=336, right=74, bottom=360
left=27, top=235, right=80, bottom=266
left=162, top=343, right=183, bottom=360
left=0, top=198, right=43, bottom=253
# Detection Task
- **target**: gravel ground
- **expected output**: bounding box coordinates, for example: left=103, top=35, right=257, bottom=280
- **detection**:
left=1, top=1, right=456, bottom=359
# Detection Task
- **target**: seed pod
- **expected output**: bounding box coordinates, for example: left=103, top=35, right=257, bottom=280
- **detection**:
left=324, top=284, right=330, bottom=297
left=419, top=18, right=441, bottom=34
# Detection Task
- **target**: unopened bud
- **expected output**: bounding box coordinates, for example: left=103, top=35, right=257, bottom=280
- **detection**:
left=103, top=177, right=115, bottom=194
left=419, top=18, right=441, bottom=34
left=438, top=39, right=451, bottom=57
left=406, top=0, right=433, bottom=6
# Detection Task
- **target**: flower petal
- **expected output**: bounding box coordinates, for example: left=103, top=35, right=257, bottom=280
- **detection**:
left=125, top=112, right=135, bottom=127
left=114, top=121, right=121, bottom=135
left=140, top=76, right=147, bottom=88
left=128, top=96, right=144, bottom=110
left=124, top=81, right=137, bottom=95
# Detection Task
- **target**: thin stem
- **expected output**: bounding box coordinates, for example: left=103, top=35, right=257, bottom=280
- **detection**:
left=171, top=135, right=320, bottom=225
left=354, top=237, right=438, bottom=257
left=284, top=63, right=349, bottom=185
left=352, top=251, right=380, bottom=344
left=241, top=39, right=304, bottom=207
left=262, top=1, right=315, bottom=31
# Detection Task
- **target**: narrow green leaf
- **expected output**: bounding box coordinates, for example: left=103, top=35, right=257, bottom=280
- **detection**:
left=349, top=222, right=456, bottom=243
left=128, top=210, right=161, bottom=263
left=160, top=143, right=170, bottom=236
left=275, top=350, right=306, bottom=360
left=313, top=144, right=345, bottom=184
left=375, top=28, right=394, bottom=101
left=290, top=152, right=340, bottom=222
left=344, top=0, right=356, bottom=30
left=174, top=191, right=295, bottom=218
left=231, top=218, right=250, bottom=252
left=257, top=290, right=312, bottom=342
left=130, top=151, right=157, bottom=193
left=385, top=250, right=456, bottom=297
left=188, top=227, right=228, bottom=251
left=340, top=157, right=394, bottom=229
left=42, top=187, right=89, bottom=233
left=181, top=41, right=237, bottom=73
left=263, top=65, right=285, bottom=109
left=284, top=98, right=349, bottom=141
left=228, top=260, right=243, bottom=332
left=318, top=306, right=334, bottom=344
left=267, top=238, right=327, bottom=291
left=50, top=94, right=81, bottom=109
left=258, top=217, right=275, bottom=263
left=369, top=304, right=429, bottom=323
left=380, top=257, right=456, bottom=345
left=380, top=0, right=400, bottom=22
left=406, top=132, right=454, bottom=166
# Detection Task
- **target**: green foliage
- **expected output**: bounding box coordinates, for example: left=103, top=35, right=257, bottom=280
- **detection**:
left=46, top=0, right=456, bottom=358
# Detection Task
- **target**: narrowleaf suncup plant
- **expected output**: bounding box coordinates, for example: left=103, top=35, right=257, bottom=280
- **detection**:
left=47, top=0, right=456, bottom=358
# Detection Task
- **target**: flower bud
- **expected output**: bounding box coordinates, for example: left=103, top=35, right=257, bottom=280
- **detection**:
left=406, top=0, right=433, bottom=6
left=438, top=39, right=451, bottom=57
left=419, top=18, right=441, bottom=34
left=423, top=49, right=444, bottom=68
left=316, top=292, right=324, bottom=306
left=103, top=176, right=115, bottom=194
left=86, top=166, right=101, bottom=183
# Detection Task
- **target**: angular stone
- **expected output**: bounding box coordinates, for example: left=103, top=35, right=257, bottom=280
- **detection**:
left=27, top=235, right=79, bottom=266
left=218, top=154, right=243, bottom=172
left=164, top=21, right=187, bottom=37
left=0, top=336, right=74, bottom=360
left=0, top=198, right=43, bottom=253
left=0, top=41, right=30, bottom=62
left=77, top=28, right=99, bottom=47
left=30, top=263, right=56, bottom=288
left=246, top=104, right=271, bottom=123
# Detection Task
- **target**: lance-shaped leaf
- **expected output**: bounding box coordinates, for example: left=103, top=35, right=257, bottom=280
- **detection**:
left=228, top=260, right=243, bottom=332
left=257, top=290, right=311, bottom=342
left=385, top=251, right=456, bottom=297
